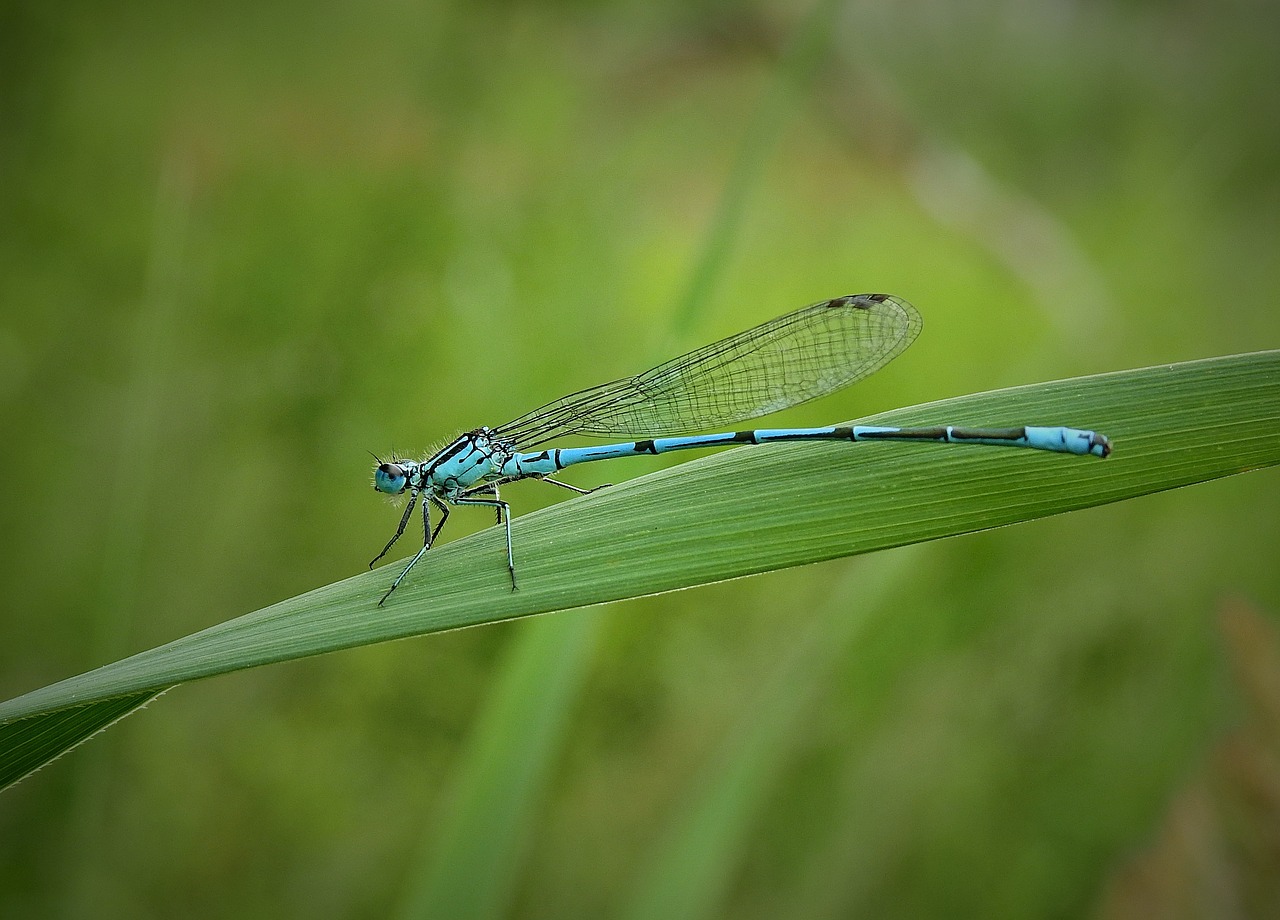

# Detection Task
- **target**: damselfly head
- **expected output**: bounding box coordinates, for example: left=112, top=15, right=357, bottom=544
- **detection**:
left=373, top=462, right=410, bottom=494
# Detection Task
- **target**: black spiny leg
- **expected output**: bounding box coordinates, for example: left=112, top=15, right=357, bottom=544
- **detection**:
left=539, top=476, right=610, bottom=496
left=370, top=490, right=419, bottom=569
left=428, top=494, right=450, bottom=545
left=456, top=487, right=516, bottom=590
left=377, top=493, right=454, bottom=607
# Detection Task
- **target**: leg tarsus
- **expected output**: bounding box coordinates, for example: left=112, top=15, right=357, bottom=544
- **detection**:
left=379, top=545, right=427, bottom=606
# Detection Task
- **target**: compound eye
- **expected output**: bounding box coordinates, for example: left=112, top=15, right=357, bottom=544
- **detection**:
left=373, top=462, right=408, bottom=494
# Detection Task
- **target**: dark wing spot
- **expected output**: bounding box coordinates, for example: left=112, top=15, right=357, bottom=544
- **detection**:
left=848, top=292, right=889, bottom=309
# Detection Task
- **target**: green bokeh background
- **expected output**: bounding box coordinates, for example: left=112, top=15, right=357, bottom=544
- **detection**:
left=2, top=1, right=1278, bottom=917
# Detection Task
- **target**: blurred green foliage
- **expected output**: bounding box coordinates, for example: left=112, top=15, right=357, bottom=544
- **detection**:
left=1, top=0, right=1277, bottom=917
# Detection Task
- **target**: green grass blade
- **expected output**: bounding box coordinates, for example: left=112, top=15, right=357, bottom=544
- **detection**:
left=396, top=610, right=599, bottom=920
left=619, top=549, right=919, bottom=920
left=0, top=691, right=167, bottom=790
left=1, top=351, right=1277, bottom=777
left=668, top=0, right=842, bottom=336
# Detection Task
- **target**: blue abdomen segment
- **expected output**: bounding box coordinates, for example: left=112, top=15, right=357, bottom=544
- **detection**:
left=499, top=424, right=1110, bottom=476
left=850, top=425, right=1111, bottom=457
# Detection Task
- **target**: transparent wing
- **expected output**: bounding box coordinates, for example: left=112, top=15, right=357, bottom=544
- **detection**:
left=493, top=293, right=922, bottom=449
